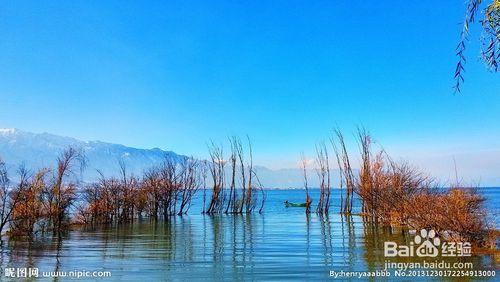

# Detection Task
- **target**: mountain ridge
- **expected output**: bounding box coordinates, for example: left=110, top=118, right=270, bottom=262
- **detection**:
left=0, top=128, right=333, bottom=188
left=0, top=128, right=184, bottom=181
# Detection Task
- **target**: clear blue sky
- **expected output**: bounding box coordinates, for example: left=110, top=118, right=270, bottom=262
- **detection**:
left=0, top=1, right=499, bottom=182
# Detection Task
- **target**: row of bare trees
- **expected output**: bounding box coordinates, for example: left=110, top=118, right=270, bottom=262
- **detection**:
left=300, top=130, right=354, bottom=215
left=205, top=137, right=265, bottom=214
left=0, top=136, right=266, bottom=237
left=77, top=156, right=201, bottom=225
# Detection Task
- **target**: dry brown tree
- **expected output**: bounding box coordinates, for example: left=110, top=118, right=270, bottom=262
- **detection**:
left=0, top=157, right=17, bottom=234
left=177, top=157, right=201, bottom=215
left=158, top=156, right=180, bottom=218
left=206, top=142, right=226, bottom=214
left=225, top=137, right=238, bottom=214
left=300, top=153, right=312, bottom=214
left=10, top=166, right=50, bottom=236
left=206, top=136, right=262, bottom=214
left=142, top=166, right=163, bottom=220
left=332, top=128, right=491, bottom=246
left=235, top=136, right=259, bottom=213
left=330, top=136, right=344, bottom=213
left=315, top=143, right=331, bottom=214
left=250, top=169, right=266, bottom=214
left=235, top=137, right=246, bottom=213
left=353, top=129, right=434, bottom=223
left=356, top=128, right=373, bottom=215
left=332, top=129, right=355, bottom=214
left=244, top=136, right=255, bottom=213
left=406, top=188, right=490, bottom=246
left=77, top=155, right=202, bottom=224
left=52, top=148, right=85, bottom=234
left=117, top=160, right=140, bottom=223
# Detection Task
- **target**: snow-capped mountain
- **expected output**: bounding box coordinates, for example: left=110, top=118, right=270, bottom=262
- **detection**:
left=0, top=128, right=338, bottom=187
left=0, top=128, right=184, bottom=180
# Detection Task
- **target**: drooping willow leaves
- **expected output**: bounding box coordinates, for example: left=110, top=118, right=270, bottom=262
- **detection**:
left=454, top=0, right=499, bottom=93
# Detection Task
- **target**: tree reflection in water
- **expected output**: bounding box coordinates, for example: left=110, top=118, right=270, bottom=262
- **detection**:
left=0, top=210, right=496, bottom=280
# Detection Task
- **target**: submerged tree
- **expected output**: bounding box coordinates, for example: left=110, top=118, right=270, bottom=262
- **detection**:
left=77, top=155, right=202, bottom=224
left=206, top=142, right=226, bottom=214
left=177, top=157, right=201, bottom=215
left=0, top=158, right=10, bottom=234
left=9, top=167, right=46, bottom=236
left=50, top=147, right=85, bottom=235
left=332, top=129, right=355, bottom=214
left=0, top=159, right=27, bottom=235
left=327, top=128, right=492, bottom=246
left=330, top=136, right=344, bottom=213
left=225, top=138, right=238, bottom=214
left=300, top=153, right=312, bottom=214
left=6, top=147, right=85, bottom=237
left=315, top=143, right=331, bottom=214
left=2, top=138, right=264, bottom=235
left=206, top=137, right=263, bottom=214
left=244, top=136, right=255, bottom=213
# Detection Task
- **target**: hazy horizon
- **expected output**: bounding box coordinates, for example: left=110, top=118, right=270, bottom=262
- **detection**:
left=1, top=127, right=500, bottom=186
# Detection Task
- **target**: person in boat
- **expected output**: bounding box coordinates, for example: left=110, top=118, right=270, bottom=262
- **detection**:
left=284, top=200, right=308, bottom=207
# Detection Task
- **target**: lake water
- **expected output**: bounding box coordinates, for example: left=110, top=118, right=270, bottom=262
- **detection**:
left=0, top=188, right=498, bottom=281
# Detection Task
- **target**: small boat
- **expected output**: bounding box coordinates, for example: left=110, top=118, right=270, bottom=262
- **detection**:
left=284, top=201, right=307, bottom=208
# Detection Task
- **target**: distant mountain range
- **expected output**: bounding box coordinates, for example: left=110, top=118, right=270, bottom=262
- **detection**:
left=0, top=128, right=184, bottom=182
left=0, top=128, right=336, bottom=188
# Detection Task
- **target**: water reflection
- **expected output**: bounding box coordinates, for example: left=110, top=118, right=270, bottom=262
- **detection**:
left=319, top=214, right=333, bottom=267
left=0, top=211, right=497, bottom=280
left=342, top=215, right=357, bottom=269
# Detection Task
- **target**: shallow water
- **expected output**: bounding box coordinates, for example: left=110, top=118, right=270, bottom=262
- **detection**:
left=0, top=189, right=498, bottom=281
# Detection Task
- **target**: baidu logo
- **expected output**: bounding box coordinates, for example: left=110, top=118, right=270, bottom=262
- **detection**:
left=384, top=229, right=471, bottom=257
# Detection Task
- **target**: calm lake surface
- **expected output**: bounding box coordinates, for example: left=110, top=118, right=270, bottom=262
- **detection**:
left=1, top=188, right=498, bottom=281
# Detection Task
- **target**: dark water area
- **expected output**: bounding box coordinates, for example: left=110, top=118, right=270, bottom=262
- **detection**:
left=0, top=188, right=498, bottom=281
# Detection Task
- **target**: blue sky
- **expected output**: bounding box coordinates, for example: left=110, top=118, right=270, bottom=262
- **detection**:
left=0, top=1, right=499, bottom=183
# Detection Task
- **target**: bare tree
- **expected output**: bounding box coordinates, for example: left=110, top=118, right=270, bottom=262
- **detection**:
left=50, top=147, right=85, bottom=235
left=315, top=143, right=331, bottom=214
left=178, top=157, right=200, bottom=215
left=333, top=129, right=355, bottom=214
left=206, top=142, right=225, bottom=214
left=10, top=166, right=49, bottom=236
left=245, top=136, right=255, bottom=213
left=206, top=136, right=262, bottom=214
left=225, top=137, right=238, bottom=214
left=143, top=166, right=162, bottom=220
left=0, top=158, right=10, bottom=234
left=252, top=171, right=266, bottom=214
left=330, top=136, right=344, bottom=213
left=300, top=153, right=312, bottom=214
left=357, top=127, right=373, bottom=215
left=235, top=138, right=246, bottom=213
